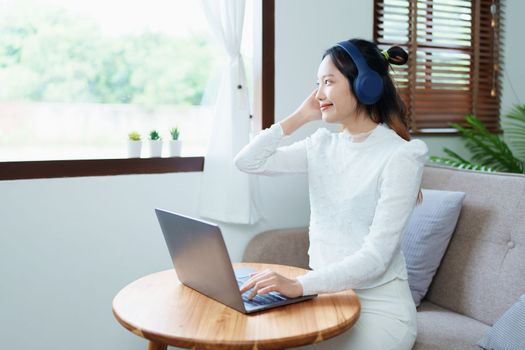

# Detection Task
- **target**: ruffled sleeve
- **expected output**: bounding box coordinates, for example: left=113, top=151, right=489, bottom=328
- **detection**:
left=297, top=139, right=429, bottom=295
left=234, top=123, right=329, bottom=176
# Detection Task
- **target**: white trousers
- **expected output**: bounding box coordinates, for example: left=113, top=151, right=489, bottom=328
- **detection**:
left=291, top=278, right=417, bottom=350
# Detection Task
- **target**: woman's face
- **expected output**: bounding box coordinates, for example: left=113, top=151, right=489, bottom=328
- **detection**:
left=315, top=55, right=358, bottom=124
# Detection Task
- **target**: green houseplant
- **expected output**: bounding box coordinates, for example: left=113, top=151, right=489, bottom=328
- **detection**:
left=170, top=127, right=180, bottom=141
left=429, top=105, right=525, bottom=174
left=148, top=129, right=163, bottom=157
left=128, top=131, right=141, bottom=141
left=169, top=127, right=181, bottom=157
left=127, top=131, right=142, bottom=158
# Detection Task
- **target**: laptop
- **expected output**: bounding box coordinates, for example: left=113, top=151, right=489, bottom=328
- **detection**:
left=155, top=208, right=317, bottom=314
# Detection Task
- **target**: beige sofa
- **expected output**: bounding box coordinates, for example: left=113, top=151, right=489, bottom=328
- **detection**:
left=242, top=164, right=525, bottom=350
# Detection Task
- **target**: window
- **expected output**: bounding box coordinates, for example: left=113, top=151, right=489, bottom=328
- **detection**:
left=374, top=0, right=504, bottom=134
left=0, top=0, right=253, bottom=161
left=0, top=0, right=275, bottom=180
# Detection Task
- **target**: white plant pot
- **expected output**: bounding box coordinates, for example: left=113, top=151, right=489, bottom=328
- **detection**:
left=127, top=140, right=142, bottom=158
left=169, top=140, right=182, bottom=157
left=148, top=140, right=163, bottom=157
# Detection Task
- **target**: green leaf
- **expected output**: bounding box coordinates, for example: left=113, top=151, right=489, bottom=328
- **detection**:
left=501, top=104, right=525, bottom=162
left=430, top=108, right=525, bottom=174
left=429, top=156, right=495, bottom=172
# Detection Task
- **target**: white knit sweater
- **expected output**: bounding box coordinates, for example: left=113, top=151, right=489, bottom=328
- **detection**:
left=234, top=122, right=429, bottom=296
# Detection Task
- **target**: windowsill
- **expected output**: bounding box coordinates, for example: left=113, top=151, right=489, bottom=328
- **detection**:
left=0, top=157, right=205, bottom=181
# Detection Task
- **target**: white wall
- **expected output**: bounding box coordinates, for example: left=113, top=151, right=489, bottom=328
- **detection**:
left=1, top=1, right=523, bottom=349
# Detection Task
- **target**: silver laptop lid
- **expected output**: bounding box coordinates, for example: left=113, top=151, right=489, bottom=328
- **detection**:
left=155, top=208, right=246, bottom=313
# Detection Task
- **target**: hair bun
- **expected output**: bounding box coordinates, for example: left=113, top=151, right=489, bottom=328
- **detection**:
left=385, top=46, right=408, bottom=65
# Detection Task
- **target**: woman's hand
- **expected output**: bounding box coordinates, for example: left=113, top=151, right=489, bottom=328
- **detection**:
left=280, top=89, right=321, bottom=135
left=294, top=89, right=322, bottom=122
left=239, top=269, right=304, bottom=299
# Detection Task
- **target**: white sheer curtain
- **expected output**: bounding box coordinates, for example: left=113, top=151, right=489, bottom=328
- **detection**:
left=198, top=0, right=262, bottom=224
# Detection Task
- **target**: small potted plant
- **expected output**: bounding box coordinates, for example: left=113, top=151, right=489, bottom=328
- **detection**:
left=148, top=129, right=163, bottom=157
left=169, top=127, right=181, bottom=157
left=127, top=131, right=142, bottom=158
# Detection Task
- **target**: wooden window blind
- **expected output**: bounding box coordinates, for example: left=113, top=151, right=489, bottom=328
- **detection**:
left=373, top=0, right=504, bottom=134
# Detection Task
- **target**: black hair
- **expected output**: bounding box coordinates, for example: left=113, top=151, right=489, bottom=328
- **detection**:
left=322, top=38, right=411, bottom=141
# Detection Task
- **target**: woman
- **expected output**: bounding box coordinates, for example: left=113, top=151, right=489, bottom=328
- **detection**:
left=234, top=38, right=428, bottom=350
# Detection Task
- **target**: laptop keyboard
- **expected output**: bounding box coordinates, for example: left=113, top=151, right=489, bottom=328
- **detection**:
left=236, top=278, right=288, bottom=307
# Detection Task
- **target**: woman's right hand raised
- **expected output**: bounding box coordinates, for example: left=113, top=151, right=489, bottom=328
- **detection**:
left=294, top=89, right=322, bottom=122
left=279, top=89, right=321, bottom=136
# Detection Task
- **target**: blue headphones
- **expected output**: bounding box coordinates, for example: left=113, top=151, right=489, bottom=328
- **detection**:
left=335, top=41, right=384, bottom=105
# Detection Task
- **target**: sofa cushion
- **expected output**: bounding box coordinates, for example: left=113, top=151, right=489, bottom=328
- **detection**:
left=478, top=293, right=525, bottom=350
left=421, top=165, right=525, bottom=325
left=413, top=301, right=490, bottom=350
left=401, top=188, right=465, bottom=306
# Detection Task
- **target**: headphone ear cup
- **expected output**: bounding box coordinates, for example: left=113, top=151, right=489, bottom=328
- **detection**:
left=354, top=70, right=384, bottom=105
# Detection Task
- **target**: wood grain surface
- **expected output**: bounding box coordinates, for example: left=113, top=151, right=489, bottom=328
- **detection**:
left=112, top=263, right=360, bottom=349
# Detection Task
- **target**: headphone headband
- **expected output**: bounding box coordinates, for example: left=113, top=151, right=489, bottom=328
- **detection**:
left=335, top=41, right=369, bottom=74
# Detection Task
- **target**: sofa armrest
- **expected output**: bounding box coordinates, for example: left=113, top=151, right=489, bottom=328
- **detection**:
left=242, top=227, right=310, bottom=269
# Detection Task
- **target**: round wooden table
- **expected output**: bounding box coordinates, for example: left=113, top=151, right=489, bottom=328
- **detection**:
left=112, top=263, right=360, bottom=350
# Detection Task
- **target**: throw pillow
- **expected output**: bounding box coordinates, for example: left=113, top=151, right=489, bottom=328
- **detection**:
left=478, top=293, right=525, bottom=350
left=401, top=188, right=466, bottom=306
